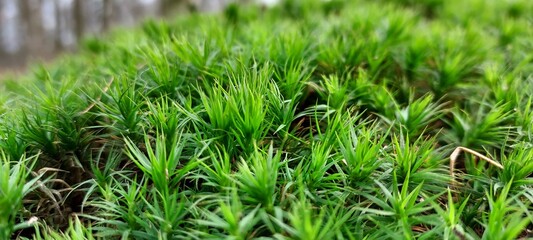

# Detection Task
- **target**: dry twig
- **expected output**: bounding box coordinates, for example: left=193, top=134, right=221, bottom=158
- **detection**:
left=78, top=77, right=114, bottom=115
left=449, top=146, right=504, bottom=180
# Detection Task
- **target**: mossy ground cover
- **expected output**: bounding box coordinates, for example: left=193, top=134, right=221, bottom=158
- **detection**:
left=1, top=0, right=533, bottom=239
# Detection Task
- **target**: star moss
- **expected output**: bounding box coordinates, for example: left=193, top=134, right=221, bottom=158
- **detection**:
left=1, top=0, right=532, bottom=239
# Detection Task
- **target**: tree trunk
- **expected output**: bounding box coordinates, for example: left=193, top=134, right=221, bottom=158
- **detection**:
left=54, top=0, right=62, bottom=50
left=18, top=0, right=30, bottom=61
left=73, top=0, right=84, bottom=42
left=102, top=0, right=112, bottom=31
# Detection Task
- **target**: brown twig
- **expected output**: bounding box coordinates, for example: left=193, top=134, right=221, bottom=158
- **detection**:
left=449, top=146, right=504, bottom=181
left=78, top=77, right=114, bottom=115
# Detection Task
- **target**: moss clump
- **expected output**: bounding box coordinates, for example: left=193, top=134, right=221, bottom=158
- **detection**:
left=1, top=0, right=532, bottom=239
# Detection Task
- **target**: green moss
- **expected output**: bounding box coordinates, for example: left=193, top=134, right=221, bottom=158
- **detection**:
left=1, top=0, right=532, bottom=239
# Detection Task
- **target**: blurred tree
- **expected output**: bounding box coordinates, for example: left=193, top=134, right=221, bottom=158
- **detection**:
left=103, top=0, right=112, bottom=31
left=53, top=0, right=61, bottom=49
left=74, top=0, right=84, bottom=42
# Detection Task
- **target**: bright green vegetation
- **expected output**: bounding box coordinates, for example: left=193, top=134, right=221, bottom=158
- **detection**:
left=1, top=0, right=533, bottom=239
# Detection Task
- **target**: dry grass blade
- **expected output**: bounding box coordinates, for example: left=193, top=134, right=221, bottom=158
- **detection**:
left=36, top=167, right=69, bottom=175
left=449, top=146, right=504, bottom=180
left=78, top=77, right=115, bottom=115
left=30, top=167, right=71, bottom=218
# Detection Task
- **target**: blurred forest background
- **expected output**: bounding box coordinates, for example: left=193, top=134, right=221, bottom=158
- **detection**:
left=0, top=0, right=231, bottom=73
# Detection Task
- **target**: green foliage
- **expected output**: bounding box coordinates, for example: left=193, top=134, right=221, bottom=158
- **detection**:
left=0, top=153, right=42, bottom=239
left=1, top=0, right=532, bottom=238
left=482, top=182, right=531, bottom=240
left=337, top=123, right=385, bottom=187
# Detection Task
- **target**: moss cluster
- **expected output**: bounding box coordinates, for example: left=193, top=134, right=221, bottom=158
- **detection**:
left=1, top=0, right=532, bottom=239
